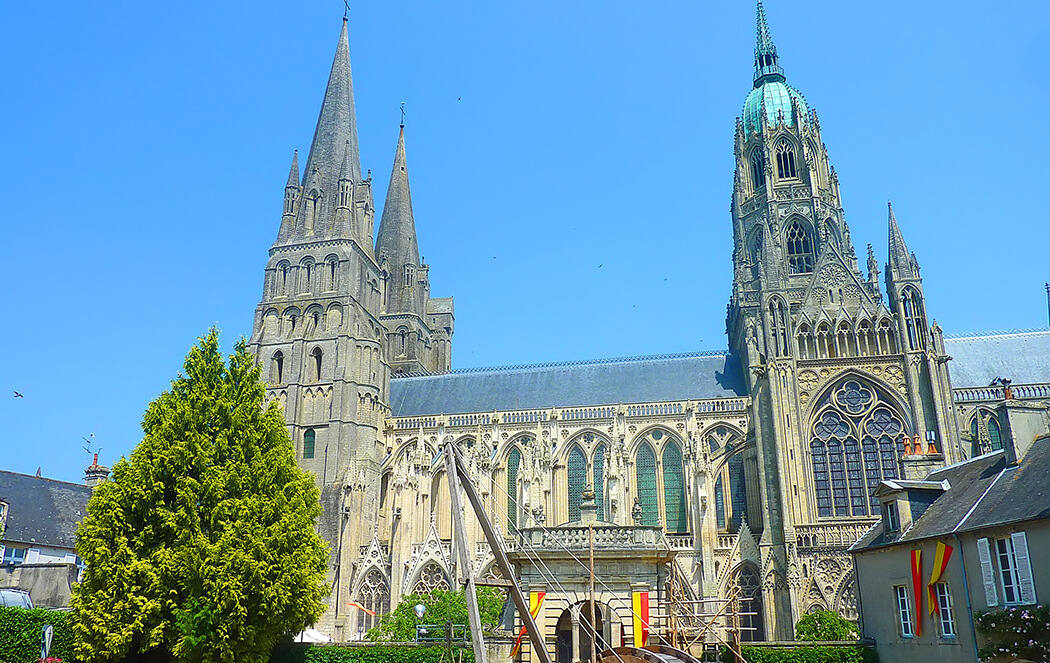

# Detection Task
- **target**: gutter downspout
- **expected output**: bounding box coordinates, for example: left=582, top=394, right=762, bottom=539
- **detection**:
left=951, top=533, right=980, bottom=663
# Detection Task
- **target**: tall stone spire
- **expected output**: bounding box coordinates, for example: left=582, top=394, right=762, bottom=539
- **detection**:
left=754, top=0, right=785, bottom=85
left=376, top=124, right=422, bottom=315
left=887, top=201, right=915, bottom=275
left=303, top=18, right=362, bottom=193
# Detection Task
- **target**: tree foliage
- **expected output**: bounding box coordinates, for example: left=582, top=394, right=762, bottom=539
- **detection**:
left=794, top=610, right=860, bottom=641
left=365, top=589, right=505, bottom=642
left=70, top=330, right=329, bottom=663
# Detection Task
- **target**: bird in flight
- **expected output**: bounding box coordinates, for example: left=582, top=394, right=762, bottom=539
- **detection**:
left=13, top=391, right=23, bottom=398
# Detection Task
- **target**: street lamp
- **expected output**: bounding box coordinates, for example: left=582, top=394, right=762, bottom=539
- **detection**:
left=414, top=603, right=427, bottom=642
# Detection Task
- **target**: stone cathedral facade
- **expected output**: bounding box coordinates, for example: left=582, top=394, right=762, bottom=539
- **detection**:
left=247, top=6, right=1050, bottom=644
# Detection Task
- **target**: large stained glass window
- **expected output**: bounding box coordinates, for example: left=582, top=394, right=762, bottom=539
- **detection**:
left=593, top=444, right=606, bottom=521
left=810, top=378, right=907, bottom=518
left=507, top=447, right=521, bottom=531
left=662, top=441, right=687, bottom=533
left=635, top=442, right=659, bottom=526
left=567, top=445, right=587, bottom=522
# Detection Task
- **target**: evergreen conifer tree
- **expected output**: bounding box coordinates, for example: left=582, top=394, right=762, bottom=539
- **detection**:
left=71, top=330, right=328, bottom=663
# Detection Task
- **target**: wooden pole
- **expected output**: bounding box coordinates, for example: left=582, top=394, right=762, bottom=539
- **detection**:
left=444, top=445, right=487, bottom=663
left=446, top=442, right=553, bottom=663
left=589, top=525, right=596, bottom=663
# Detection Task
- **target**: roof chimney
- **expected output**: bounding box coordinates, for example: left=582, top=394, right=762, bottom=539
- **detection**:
left=84, top=453, right=110, bottom=489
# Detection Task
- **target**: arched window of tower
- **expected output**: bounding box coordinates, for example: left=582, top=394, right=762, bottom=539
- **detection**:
left=749, top=149, right=765, bottom=192
left=775, top=140, right=798, bottom=179
left=786, top=221, right=815, bottom=274
left=311, top=347, right=323, bottom=382
left=303, top=429, right=316, bottom=459
left=901, top=287, right=928, bottom=351
left=809, top=378, right=908, bottom=518
left=271, top=350, right=284, bottom=383
left=768, top=298, right=790, bottom=357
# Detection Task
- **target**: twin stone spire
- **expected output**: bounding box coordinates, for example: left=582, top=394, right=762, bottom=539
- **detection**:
left=277, top=17, right=421, bottom=315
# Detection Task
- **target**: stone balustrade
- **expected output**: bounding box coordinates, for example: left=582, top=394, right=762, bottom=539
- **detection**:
left=953, top=382, right=1050, bottom=403
left=794, top=521, right=877, bottom=550
left=518, top=525, right=666, bottom=550
left=666, top=534, right=695, bottom=550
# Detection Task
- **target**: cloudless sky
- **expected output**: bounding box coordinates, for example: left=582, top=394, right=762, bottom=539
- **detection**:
left=1, top=1, right=1048, bottom=483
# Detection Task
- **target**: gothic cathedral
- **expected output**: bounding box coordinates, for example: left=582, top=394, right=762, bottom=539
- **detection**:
left=247, top=3, right=1050, bottom=645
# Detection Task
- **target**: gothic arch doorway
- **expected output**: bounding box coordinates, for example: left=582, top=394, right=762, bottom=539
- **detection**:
left=556, top=602, right=606, bottom=663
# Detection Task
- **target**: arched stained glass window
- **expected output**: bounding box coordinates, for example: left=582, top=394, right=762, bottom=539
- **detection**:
left=810, top=379, right=907, bottom=518
left=635, top=442, right=658, bottom=526
left=786, top=221, right=814, bottom=274
left=593, top=444, right=606, bottom=521
left=662, top=441, right=687, bottom=533
left=303, top=429, right=316, bottom=459
left=714, top=475, right=727, bottom=530
left=567, top=445, right=587, bottom=522
left=507, top=447, right=522, bottom=532
left=734, top=565, right=766, bottom=642
left=356, top=569, right=389, bottom=635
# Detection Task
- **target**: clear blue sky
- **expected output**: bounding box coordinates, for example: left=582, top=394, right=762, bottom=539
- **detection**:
left=2, top=1, right=1048, bottom=483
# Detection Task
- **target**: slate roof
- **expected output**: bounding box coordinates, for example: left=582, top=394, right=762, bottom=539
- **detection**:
left=390, top=351, right=747, bottom=418
left=0, top=471, right=91, bottom=550
left=851, top=439, right=1050, bottom=551
left=944, top=329, right=1050, bottom=388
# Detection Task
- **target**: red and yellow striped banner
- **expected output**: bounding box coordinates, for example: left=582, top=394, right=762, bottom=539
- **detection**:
left=510, top=591, right=546, bottom=657
left=632, top=591, right=650, bottom=647
left=910, top=549, right=923, bottom=637
left=928, top=542, right=954, bottom=615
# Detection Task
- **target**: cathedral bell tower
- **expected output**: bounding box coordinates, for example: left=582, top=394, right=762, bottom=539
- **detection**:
left=724, top=1, right=959, bottom=637
left=248, top=18, right=389, bottom=639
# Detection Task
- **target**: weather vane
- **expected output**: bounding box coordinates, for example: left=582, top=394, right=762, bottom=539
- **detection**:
left=400, top=101, right=406, bottom=128
left=343, top=0, right=350, bottom=19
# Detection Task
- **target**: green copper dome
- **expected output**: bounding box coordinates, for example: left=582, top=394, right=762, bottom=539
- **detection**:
left=742, top=80, right=808, bottom=136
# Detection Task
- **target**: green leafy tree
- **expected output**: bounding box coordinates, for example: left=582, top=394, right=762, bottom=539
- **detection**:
left=794, top=611, right=859, bottom=641
left=70, top=330, right=329, bottom=663
left=366, top=589, right=505, bottom=642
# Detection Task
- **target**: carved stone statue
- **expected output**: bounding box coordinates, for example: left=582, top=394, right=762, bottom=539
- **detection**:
left=631, top=497, right=643, bottom=525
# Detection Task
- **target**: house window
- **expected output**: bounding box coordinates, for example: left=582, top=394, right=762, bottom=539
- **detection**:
left=996, top=537, right=1022, bottom=604
left=935, top=583, right=956, bottom=638
left=884, top=501, right=900, bottom=531
left=303, top=429, right=316, bottom=459
left=2, top=547, right=26, bottom=565
left=895, top=585, right=914, bottom=637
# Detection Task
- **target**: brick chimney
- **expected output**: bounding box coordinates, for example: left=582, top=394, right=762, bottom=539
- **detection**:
left=84, top=453, right=110, bottom=489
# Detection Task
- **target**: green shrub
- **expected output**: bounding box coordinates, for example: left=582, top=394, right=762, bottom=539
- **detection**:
left=721, top=645, right=876, bottom=663
left=269, top=643, right=474, bottom=663
left=0, top=606, right=77, bottom=663
left=794, top=611, right=860, bottom=641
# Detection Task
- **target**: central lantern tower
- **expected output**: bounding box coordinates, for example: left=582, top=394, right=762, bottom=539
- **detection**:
left=725, top=1, right=961, bottom=637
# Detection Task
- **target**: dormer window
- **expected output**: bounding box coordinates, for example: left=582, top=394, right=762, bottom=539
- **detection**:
left=884, top=500, right=900, bottom=531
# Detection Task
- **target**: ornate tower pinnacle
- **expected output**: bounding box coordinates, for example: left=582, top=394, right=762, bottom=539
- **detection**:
left=754, top=0, right=785, bottom=85
left=376, top=124, right=422, bottom=316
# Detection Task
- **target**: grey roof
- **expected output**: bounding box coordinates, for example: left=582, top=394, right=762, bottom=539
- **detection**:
left=852, top=440, right=1050, bottom=551
left=390, top=351, right=747, bottom=417
left=0, top=471, right=91, bottom=550
left=944, top=329, right=1050, bottom=388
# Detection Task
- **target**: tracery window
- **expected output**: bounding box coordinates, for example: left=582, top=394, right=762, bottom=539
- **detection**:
left=776, top=141, right=798, bottom=179
left=750, top=150, right=765, bottom=191
left=356, top=569, right=389, bottom=635
left=901, top=287, right=927, bottom=351
left=733, top=565, right=766, bottom=642
left=567, top=445, right=587, bottom=522
left=663, top=441, right=687, bottom=533
left=593, top=443, right=607, bottom=521
left=786, top=221, right=814, bottom=274
left=635, top=442, right=658, bottom=526
left=809, top=379, right=906, bottom=518
left=970, top=411, right=1003, bottom=454
left=507, top=447, right=522, bottom=532
left=411, top=562, right=450, bottom=595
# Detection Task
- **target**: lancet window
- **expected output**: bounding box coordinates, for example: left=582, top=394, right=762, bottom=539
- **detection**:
left=901, top=287, right=927, bottom=351
left=786, top=221, right=814, bottom=274
left=809, top=378, right=907, bottom=518
left=749, top=150, right=765, bottom=191
left=593, top=443, right=606, bottom=521
left=662, top=441, right=687, bottom=533
left=768, top=298, right=790, bottom=357
left=271, top=350, right=284, bottom=383
left=303, top=429, right=316, bottom=459
left=776, top=141, right=798, bottom=179
left=507, top=447, right=522, bottom=532
left=567, top=445, right=587, bottom=522
left=635, top=442, right=659, bottom=526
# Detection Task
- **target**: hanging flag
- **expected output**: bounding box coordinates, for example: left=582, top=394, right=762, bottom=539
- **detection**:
left=910, top=549, right=923, bottom=637
left=927, top=542, right=955, bottom=615
left=632, top=591, right=650, bottom=647
left=347, top=601, right=376, bottom=615
left=510, top=591, right=546, bottom=657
